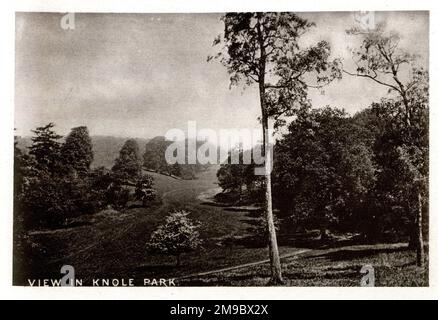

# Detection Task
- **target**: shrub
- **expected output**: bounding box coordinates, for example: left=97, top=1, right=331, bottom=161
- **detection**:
left=147, top=210, right=202, bottom=266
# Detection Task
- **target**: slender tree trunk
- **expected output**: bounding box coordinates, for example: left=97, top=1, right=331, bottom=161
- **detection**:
left=400, top=95, right=424, bottom=267
left=259, top=84, right=283, bottom=285
left=262, top=117, right=283, bottom=284
left=416, top=191, right=425, bottom=267
left=406, top=201, right=417, bottom=249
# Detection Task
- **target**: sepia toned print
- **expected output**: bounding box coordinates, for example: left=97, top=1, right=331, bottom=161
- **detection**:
left=14, top=12, right=428, bottom=286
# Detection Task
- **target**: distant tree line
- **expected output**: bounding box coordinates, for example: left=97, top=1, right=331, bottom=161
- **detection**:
left=143, top=136, right=211, bottom=179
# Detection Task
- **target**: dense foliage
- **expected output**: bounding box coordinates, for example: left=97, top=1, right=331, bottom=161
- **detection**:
left=216, top=101, right=428, bottom=243
left=14, top=125, right=156, bottom=229
left=213, top=19, right=428, bottom=258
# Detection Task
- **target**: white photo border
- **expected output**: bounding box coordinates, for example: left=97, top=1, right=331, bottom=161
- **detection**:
left=0, top=0, right=436, bottom=300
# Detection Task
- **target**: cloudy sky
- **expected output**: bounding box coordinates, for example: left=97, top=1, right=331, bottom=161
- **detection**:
left=15, top=11, right=428, bottom=138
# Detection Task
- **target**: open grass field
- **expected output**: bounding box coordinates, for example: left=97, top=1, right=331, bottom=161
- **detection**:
left=17, top=165, right=428, bottom=286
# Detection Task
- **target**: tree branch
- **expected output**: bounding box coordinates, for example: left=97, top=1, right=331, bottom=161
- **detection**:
left=342, top=69, right=402, bottom=93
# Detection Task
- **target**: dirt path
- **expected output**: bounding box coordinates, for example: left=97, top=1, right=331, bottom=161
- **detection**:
left=177, top=249, right=311, bottom=280
left=177, top=242, right=409, bottom=280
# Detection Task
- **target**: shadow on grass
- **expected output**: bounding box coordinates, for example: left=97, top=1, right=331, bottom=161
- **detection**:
left=308, top=246, right=409, bottom=262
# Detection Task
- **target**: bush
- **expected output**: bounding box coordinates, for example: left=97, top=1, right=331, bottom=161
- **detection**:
left=135, top=174, right=157, bottom=206
left=90, top=167, right=131, bottom=209
left=147, top=210, right=202, bottom=266
left=21, top=170, right=101, bottom=228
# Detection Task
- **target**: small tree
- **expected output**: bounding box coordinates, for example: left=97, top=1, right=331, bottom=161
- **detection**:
left=135, top=174, right=156, bottom=206
left=28, top=123, right=62, bottom=173
left=112, top=139, right=142, bottom=181
left=143, top=136, right=171, bottom=174
left=89, top=166, right=130, bottom=209
left=217, top=153, right=247, bottom=197
left=61, top=126, right=94, bottom=176
left=147, top=210, right=202, bottom=266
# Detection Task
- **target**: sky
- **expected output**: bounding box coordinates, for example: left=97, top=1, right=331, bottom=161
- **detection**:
left=15, top=11, right=429, bottom=139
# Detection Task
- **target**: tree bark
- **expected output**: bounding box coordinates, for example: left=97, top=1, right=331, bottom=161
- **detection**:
left=262, top=117, right=283, bottom=284
left=399, top=94, right=424, bottom=268
left=416, top=191, right=425, bottom=267
left=259, top=81, right=283, bottom=285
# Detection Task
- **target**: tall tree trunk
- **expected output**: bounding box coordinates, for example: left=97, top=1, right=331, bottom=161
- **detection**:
left=400, top=96, right=424, bottom=267
left=259, top=85, right=283, bottom=285
left=262, top=116, right=283, bottom=284
left=416, top=191, right=425, bottom=267
left=406, top=201, right=417, bottom=249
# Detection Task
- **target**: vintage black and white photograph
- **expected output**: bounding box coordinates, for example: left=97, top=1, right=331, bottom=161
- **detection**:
left=13, top=11, right=429, bottom=287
